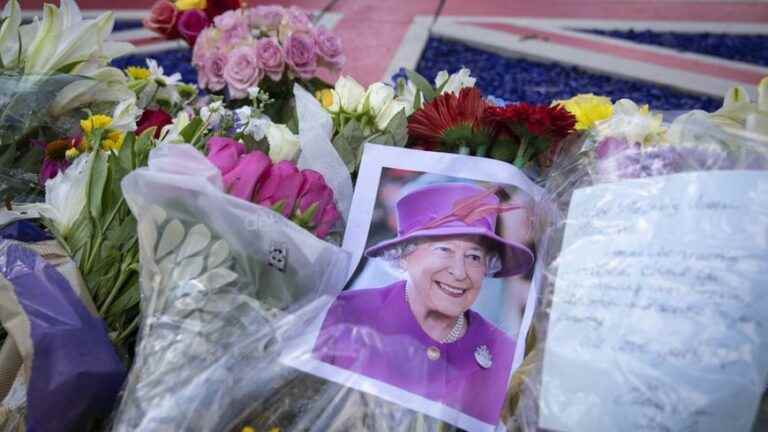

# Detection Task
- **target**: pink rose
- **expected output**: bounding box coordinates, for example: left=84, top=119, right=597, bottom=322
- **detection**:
left=314, top=27, right=345, bottom=70
left=284, top=6, right=312, bottom=33
left=256, top=37, right=285, bottom=81
left=293, top=169, right=339, bottom=238
left=248, top=5, right=285, bottom=30
left=177, top=9, right=210, bottom=47
left=143, top=0, right=179, bottom=38
left=284, top=31, right=317, bottom=80
left=207, top=136, right=245, bottom=175
left=224, top=45, right=263, bottom=99
left=192, top=28, right=215, bottom=66
left=223, top=151, right=271, bottom=201
left=204, top=52, right=228, bottom=91
left=254, top=160, right=304, bottom=217
left=213, top=10, right=249, bottom=45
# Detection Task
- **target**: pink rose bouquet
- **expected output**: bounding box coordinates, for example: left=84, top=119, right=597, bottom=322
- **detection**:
left=192, top=5, right=345, bottom=99
left=206, top=138, right=341, bottom=238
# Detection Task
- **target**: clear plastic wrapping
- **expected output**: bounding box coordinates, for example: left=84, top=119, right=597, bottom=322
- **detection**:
left=519, top=114, right=768, bottom=431
left=112, top=144, right=352, bottom=431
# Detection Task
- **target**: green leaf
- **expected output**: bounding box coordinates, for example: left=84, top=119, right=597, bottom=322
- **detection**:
left=413, top=90, right=423, bottom=113
left=87, top=152, right=108, bottom=221
left=331, top=119, right=366, bottom=173
left=384, top=109, right=408, bottom=146
left=180, top=117, right=204, bottom=143
left=0, top=142, right=16, bottom=168
left=405, top=69, right=436, bottom=102
left=118, top=132, right=135, bottom=171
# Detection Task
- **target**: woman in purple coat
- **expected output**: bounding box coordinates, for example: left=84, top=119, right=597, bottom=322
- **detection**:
left=312, top=183, right=534, bottom=425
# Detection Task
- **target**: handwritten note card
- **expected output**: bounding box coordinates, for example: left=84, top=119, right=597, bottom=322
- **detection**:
left=539, top=171, right=768, bottom=432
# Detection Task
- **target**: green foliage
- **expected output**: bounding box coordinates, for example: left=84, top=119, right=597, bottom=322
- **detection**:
left=404, top=69, right=436, bottom=102
left=331, top=119, right=367, bottom=173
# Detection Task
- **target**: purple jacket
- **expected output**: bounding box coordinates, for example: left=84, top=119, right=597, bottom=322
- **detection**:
left=312, top=280, right=516, bottom=425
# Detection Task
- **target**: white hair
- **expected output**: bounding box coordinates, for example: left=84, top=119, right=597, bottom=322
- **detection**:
left=376, top=238, right=502, bottom=277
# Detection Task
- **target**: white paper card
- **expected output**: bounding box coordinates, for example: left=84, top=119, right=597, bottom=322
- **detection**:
left=539, top=170, right=768, bottom=432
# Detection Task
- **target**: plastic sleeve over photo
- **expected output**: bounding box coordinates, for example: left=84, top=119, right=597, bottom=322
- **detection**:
left=517, top=114, right=768, bottom=431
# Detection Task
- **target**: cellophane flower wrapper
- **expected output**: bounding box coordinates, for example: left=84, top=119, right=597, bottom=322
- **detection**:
left=517, top=113, right=768, bottom=431
left=0, top=73, right=87, bottom=177
left=112, top=131, right=353, bottom=429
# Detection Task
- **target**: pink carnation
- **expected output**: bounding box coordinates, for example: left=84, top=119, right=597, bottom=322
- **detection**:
left=256, top=37, right=285, bottom=81
left=284, top=31, right=317, bottom=80
left=315, top=27, right=345, bottom=70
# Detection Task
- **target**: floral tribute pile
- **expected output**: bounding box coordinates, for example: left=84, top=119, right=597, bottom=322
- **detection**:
left=0, top=0, right=766, bottom=430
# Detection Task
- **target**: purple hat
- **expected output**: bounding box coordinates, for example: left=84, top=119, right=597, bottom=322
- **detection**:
left=365, top=183, right=534, bottom=278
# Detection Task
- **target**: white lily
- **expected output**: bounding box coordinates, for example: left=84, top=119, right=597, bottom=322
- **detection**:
left=0, top=0, right=21, bottom=68
left=24, top=0, right=132, bottom=74
left=50, top=66, right=134, bottom=117
left=710, top=77, right=768, bottom=136
left=39, top=153, right=94, bottom=237
left=111, top=97, right=140, bottom=132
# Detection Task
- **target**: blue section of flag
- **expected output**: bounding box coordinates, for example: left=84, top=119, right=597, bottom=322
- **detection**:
left=416, top=37, right=721, bottom=111
left=581, top=30, right=768, bottom=67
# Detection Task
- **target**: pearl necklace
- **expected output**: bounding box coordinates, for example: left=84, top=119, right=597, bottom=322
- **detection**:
left=405, top=288, right=466, bottom=344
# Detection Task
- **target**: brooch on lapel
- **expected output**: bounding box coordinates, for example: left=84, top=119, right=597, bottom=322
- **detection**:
left=474, top=345, right=492, bottom=369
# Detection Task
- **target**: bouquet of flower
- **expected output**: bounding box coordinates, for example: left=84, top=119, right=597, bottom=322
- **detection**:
left=144, top=0, right=242, bottom=46
left=517, top=77, right=768, bottom=432
left=0, top=0, right=135, bottom=195
left=192, top=6, right=344, bottom=100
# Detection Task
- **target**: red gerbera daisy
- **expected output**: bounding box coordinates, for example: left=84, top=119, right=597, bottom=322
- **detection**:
left=407, top=87, right=491, bottom=152
left=483, top=103, right=576, bottom=168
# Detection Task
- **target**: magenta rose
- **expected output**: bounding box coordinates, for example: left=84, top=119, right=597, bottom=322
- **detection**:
left=256, top=37, right=285, bottom=81
left=144, top=0, right=179, bottom=38
left=248, top=5, right=285, bottom=30
left=207, top=136, right=245, bottom=175
left=284, top=31, right=317, bottom=80
left=136, top=108, right=173, bottom=138
left=222, top=151, right=271, bottom=201
left=177, top=10, right=210, bottom=47
left=314, top=27, right=345, bottom=70
left=224, top=45, right=263, bottom=99
left=254, top=160, right=304, bottom=217
left=293, top=169, right=339, bottom=238
left=204, top=52, right=228, bottom=91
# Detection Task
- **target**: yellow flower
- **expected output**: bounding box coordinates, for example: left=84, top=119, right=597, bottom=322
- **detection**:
left=102, top=131, right=125, bottom=152
left=175, top=0, right=207, bottom=11
left=125, top=66, right=151, bottom=80
left=240, top=427, right=255, bottom=432
left=80, top=114, right=113, bottom=135
left=64, top=147, right=80, bottom=160
left=315, top=88, right=340, bottom=112
left=554, top=94, right=613, bottom=131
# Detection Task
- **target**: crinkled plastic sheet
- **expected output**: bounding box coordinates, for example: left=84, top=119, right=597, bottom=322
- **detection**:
left=518, top=114, right=768, bottom=431
left=112, top=143, right=354, bottom=431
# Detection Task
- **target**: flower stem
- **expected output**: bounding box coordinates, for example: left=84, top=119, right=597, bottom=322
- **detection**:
left=514, top=137, right=529, bottom=168
left=98, top=266, right=132, bottom=317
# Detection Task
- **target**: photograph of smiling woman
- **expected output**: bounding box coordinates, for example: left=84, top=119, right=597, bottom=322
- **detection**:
left=311, top=180, right=535, bottom=428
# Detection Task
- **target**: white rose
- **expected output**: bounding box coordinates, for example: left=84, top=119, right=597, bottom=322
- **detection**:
left=335, top=75, right=365, bottom=113
left=375, top=100, right=407, bottom=130
left=317, top=88, right=341, bottom=113
left=434, top=70, right=450, bottom=89
left=361, top=82, right=395, bottom=115
left=440, top=67, right=476, bottom=95
left=266, top=123, right=300, bottom=162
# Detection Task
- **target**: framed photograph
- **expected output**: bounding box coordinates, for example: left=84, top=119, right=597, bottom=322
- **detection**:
left=284, top=144, right=544, bottom=432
